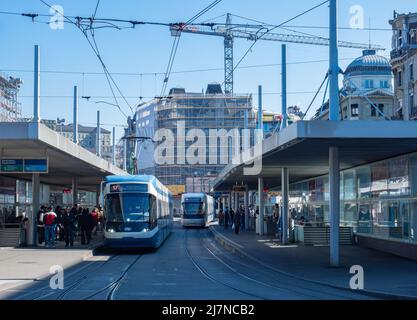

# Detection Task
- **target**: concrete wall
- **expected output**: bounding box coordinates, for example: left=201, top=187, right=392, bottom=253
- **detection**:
left=356, top=234, right=417, bottom=261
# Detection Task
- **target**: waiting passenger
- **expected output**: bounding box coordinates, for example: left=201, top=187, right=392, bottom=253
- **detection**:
left=224, top=206, right=229, bottom=229
left=234, top=209, right=241, bottom=235
left=62, top=208, right=76, bottom=247
left=79, top=208, right=93, bottom=245
left=36, top=206, right=46, bottom=245
left=43, top=207, right=58, bottom=248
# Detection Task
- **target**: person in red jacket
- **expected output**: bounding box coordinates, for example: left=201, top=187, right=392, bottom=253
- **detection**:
left=43, top=207, right=57, bottom=248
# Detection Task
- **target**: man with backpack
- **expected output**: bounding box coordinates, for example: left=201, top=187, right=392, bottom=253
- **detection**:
left=36, top=206, right=46, bottom=245
left=43, top=207, right=57, bottom=248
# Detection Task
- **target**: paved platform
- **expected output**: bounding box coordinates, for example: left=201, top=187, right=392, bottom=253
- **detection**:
left=0, top=233, right=103, bottom=294
left=210, top=226, right=417, bottom=299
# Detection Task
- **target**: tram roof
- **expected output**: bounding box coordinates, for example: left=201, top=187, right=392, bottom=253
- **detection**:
left=104, top=175, right=157, bottom=184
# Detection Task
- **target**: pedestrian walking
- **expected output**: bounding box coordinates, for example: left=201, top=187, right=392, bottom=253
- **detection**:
left=91, top=208, right=99, bottom=236
left=230, top=208, right=235, bottom=227
left=62, top=208, right=76, bottom=247
left=43, top=207, right=57, bottom=248
left=234, top=208, right=241, bottom=234
left=224, top=206, right=229, bottom=229
left=79, top=208, right=93, bottom=245
left=55, top=206, right=64, bottom=242
left=218, top=208, right=224, bottom=226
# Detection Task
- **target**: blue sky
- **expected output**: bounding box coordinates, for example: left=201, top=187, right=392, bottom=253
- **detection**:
left=0, top=0, right=416, bottom=140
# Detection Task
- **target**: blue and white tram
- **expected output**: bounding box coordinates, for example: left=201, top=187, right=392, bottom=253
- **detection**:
left=181, top=193, right=215, bottom=227
left=101, top=175, right=173, bottom=249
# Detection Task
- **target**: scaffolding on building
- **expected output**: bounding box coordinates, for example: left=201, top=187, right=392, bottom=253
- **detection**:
left=0, top=73, right=22, bottom=122
left=136, top=84, right=256, bottom=198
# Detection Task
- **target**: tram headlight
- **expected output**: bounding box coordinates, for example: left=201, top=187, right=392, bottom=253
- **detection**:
left=142, top=228, right=149, bottom=233
left=107, top=228, right=115, bottom=233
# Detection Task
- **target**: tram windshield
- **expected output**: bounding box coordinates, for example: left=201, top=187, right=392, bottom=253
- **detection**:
left=183, top=201, right=203, bottom=216
left=106, top=193, right=152, bottom=223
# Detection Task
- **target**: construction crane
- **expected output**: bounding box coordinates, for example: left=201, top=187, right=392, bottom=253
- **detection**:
left=170, top=13, right=385, bottom=94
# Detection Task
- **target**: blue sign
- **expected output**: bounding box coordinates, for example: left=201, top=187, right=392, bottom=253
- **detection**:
left=1, top=159, right=23, bottom=172
left=0, top=158, right=48, bottom=173
left=24, top=159, right=48, bottom=173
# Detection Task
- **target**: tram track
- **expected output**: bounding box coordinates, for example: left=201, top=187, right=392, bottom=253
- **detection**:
left=201, top=229, right=377, bottom=300
left=29, top=253, right=142, bottom=300
left=85, top=254, right=142, bottom=300
left=184, top=229, right=268, bottom=300
left=33, top=254, right=118, bottom=300
left=14, top=255, right=112, bottom=300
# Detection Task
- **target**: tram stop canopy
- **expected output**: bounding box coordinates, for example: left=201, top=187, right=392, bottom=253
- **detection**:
left=0, top=121, right=126, bottom=245
left=213, top=120, right=417, bottom=191
left=212, top=120, right=417, bottom=267
left=0, top=122, right=125, bottom=189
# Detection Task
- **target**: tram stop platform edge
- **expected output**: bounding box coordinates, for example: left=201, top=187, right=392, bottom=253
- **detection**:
left=209, top=225, right=417, bottom=300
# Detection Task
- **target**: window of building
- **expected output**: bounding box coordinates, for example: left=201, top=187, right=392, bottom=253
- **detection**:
left=378, top=104, right=384, bottom=117
left=364, top=80, right=374, bottom=89
left=351, top=104, right=359, bottom=117
left=380, top=80, right=389, bottom=89
left=398, top=30, right=403, bottom=47
left=398, top=71, right=402, bottom=86
left=371, top=104, right=384, bottom=117
left=411, top=64, right=414, bottom=81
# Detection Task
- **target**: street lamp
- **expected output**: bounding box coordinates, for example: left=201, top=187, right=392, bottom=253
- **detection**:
left=94, top=101, right=119, bottom=107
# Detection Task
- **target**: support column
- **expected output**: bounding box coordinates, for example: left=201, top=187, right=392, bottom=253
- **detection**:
left=329, top=0, right=340, bottom=121
left=112, top=127, right=116, bottom=165
left=228, top=192, right=232, bottom=211
left=281, top=44, right=288, bottom=130
left=33, top=45, right=40, bottom=123
left=29, top=173, right=40, bottom=246
left=96, top=185, right=101, bottom=208
left=329, top=146, right=340, bottom=267
left=72, top=177, right=78, bottom=207
left=96, top=110, right=101, bottom=157
left=281, top=168, right=289, bottom=245
left=257, top=85, right=263, bottom=142
left=73, top=86, right=78, bottom=144
left=258, top=177, right=264, bottom=236
left=123, top=139, right=127, bottom=171
left=244, top=186, right=249, bottom=230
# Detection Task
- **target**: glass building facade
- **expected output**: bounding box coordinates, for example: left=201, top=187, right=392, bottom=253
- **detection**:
left=289, top=152, right=417, bottom=243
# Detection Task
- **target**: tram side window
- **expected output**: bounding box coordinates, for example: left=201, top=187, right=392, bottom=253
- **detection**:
left=162, top=200, right=168, bottom=218
left=150, top=196, right=157, bottom=229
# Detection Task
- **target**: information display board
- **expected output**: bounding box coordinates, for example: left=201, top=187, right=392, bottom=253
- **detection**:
left=0, top=158, right=48, bottom=173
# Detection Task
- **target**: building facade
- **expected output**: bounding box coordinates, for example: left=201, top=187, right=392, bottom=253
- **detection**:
left=134, top=84, right=256, bottom=203
left=315, top=50, right=394, bottom=120
left=59, top=124, right=113, bottom=162
left=390, top=11, right=417, bottom=120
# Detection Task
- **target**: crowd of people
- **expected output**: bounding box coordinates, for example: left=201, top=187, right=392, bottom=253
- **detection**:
left=218, top=205, right=245, bottom=235
left=36, top=205, right=103, bottom=248
left=218, top=204, right=288, bottom=237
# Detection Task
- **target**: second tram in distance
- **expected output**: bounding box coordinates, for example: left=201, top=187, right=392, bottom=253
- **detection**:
left=181, top=193, right=215, bottom=227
